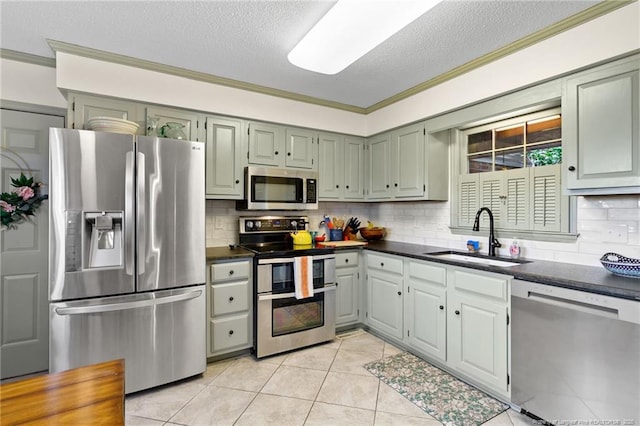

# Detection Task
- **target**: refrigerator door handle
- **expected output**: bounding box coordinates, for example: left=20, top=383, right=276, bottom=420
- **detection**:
left=125, top=151, right=135, bottom=276
left=137, top=151, right=146, bottom=275
left=54, top=289, right=203, bottom=315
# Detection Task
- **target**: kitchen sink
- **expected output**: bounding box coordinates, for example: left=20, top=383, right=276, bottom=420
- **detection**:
left=422, top=250, right=530, bottom=268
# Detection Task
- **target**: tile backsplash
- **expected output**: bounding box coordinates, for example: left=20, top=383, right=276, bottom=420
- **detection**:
left=206, top=194, right=640, bottom=267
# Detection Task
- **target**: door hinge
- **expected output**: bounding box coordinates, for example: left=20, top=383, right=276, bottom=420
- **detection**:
left=507, top=313, right=510, bottom=325
left=407, top=330, right=410, bottom=337
left=507, top=374, right=510, bottom=385
left=72, top=122, right=75, bottom=129
left=247, top=126, right=250, bottom=135
left=357, top=309, right=360, bottom=316
left=423, top=128, right=426, bottom=135
left=312, top=158, right=314, bottom=165
left=365, top=312, right=368, bottom=318
left=357, top=272, right=360, bottom=279
left=423, top=184, right=426, bottom=192
left=72, top=101, right=75, bottom=111
left=247, top=151, right=249, bottom=159
left=407, top=286, right=410, bottom=293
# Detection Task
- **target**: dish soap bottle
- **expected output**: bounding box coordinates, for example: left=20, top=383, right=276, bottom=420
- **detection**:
left=509, top=239, right=521, bottom=259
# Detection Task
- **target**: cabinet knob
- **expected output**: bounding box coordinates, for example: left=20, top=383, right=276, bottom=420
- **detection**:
left=345, top=259, right=349, bottom=263
left=346, top=185, right=349, bottom=189
left=275, top=151, right=279, bottom=155
left=386, top=184, right=390, bottom=188
left=335, top=282, right=339, bottom=287
left=380, top=262, right=384, bottom=267
left=397, top=291, right=402, bottom=296
left=235, top=179, right=240, bottom=184
left=455, top=310, right=460, bottom=315
left=229, top=330, right=234, bottom=335
left=439, top=305, right=444, bottom=310
left=229, top=296, right=234, bottom=302
left=336, top=185, right=339, bottom=188
left=287, top=152, right=291, bottom=156
left=568, top=166, right=576, bottom=171
left=394, top=183, right=398, bottom=187
left=229, top=270, right=234, bottom=275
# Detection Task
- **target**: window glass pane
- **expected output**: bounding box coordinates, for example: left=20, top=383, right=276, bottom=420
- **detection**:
left=527, top=115, right=561, bottom=144
left=527, top=142, right=562, bottom=167
left=495, top=148, right=524, bottom=170
left=468, top=130, right=492, bottom=154
left=468, top=153, right=493, bottom=173
left=495, top=124, right=524, bottom=149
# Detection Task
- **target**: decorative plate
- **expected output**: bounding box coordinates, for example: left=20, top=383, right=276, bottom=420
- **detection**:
left=600, top=252, right=640, bottom=278
left=88, top=116, right=139, bottom=135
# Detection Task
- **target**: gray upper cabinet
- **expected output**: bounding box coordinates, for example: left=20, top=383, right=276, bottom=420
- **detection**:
left=391, top=122, right=425, bottom=198
left=563, top=55, right=640, bottom=193
left=248, top=122, right=284, bottom=167
left=318, top=133, right=364, bottom=200
left=205, top=116, right=245, bottom=199
left=366, top=132, right=392, bottom=199
left=69, top=93, right=142, bottom=132
left=285, top=127, right=316, bottom=169
left=145, top=106, right=201, bottom=141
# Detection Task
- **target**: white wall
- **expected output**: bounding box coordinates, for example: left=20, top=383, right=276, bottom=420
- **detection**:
left=0, top=59, right=66, bottom=108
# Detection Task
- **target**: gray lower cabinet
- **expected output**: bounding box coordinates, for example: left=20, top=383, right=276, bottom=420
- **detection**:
left=563, top=54, right=640, bottom=193
left=365, top=252, right=404, bottom=339
left=335, top=251, right=360, bottom=327
left=206, top=259, right=252, bottom=357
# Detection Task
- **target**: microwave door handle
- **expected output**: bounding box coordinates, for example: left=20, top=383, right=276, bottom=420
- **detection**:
left=124, top=151, right=135, bottom=276
left=136, top=152, right=146, bottom=275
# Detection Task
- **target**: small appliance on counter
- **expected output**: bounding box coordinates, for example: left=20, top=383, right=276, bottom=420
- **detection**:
left=238, top=216, right=336, bottom=358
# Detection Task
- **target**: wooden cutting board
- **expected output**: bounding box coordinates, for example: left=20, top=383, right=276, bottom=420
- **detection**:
left=317, top=240, right=368, bottom=247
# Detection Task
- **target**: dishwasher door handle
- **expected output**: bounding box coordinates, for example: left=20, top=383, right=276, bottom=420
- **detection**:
left=526, top=292, right=619, bottom=319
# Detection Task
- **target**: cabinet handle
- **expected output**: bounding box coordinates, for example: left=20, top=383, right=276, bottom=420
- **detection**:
left=229, top=296, right=234, bottom=302
left=229, top=270, right=234, bottom=275
left=397, top=291, right=402, bottom=296
left=455, top=310, right=460, bottom=315
left=229, top=330, right=234, bottom=335
left=439, top=305, right=444, bottom=310
left=568, top=166, right=576, bottom=171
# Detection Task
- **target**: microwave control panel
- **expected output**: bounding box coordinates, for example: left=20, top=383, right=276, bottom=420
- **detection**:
left=306, top=179, right=317, bottom=203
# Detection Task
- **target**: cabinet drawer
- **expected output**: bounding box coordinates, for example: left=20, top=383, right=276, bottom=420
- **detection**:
left=367, top=253, right=403, bottom=275
left=409, top=261, right=446, bottom=286
left=451, top=269, right=508, bottom=301
left=212, top=281, right=249, bottom=315
left=210, top=261, right=250, bottom=282
left=211, top=315, right=249, bottom=352
left=336, top=251, right=359, bottom=268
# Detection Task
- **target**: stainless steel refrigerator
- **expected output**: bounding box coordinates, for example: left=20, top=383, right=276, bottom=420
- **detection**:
left=48, top=128, right=206, bottom=393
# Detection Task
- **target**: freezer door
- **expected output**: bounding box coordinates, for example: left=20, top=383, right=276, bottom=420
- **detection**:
left=49, top=285, right=206, bottom=394
left=49, top=128, right=136, bottom=301
left=136, top=136, right=205, bottom=291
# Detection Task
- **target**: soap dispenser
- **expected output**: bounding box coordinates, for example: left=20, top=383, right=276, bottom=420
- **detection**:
left=509, top=239, right=521, bottom=259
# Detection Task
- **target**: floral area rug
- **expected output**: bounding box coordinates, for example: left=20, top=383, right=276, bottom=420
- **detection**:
left=365, top=352, right=508, bottom=426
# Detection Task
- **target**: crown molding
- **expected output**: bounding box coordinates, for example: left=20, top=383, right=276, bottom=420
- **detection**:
left=0, top=49, right=56, bottom=68
left=47, top=40, right=368, bottom=115
left=364, top=0, right=636, bottom=113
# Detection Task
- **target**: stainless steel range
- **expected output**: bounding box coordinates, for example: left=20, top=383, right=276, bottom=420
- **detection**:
left=238, top=216, right=336, bottom=358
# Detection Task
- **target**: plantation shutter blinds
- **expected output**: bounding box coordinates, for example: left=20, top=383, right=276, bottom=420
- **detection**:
left=531, top=164, right=562, bottom=232
left=505, top=169, right=530, bottom=230
left=480, top=172, right=503, bottom=228
left=458, top=174, right=479, bottom=227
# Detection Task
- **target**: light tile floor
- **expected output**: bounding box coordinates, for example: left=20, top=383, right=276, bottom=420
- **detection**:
left=125, top=331, right=536, bottom=425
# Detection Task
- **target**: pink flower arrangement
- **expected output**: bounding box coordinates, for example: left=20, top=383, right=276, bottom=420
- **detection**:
left=1, top=173, right=47, bottom=229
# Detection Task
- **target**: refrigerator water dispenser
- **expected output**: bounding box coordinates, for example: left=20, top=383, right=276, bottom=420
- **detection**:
left=86, top=212, right=123, bottom=269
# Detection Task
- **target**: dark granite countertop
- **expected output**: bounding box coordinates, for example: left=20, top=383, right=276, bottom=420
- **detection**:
left=206, top=246, right=254, bottom=262
left=363, top=240, right=640, bottom=301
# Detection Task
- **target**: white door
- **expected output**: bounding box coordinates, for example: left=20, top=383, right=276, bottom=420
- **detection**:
left=1, top=109, right=64, bottom=379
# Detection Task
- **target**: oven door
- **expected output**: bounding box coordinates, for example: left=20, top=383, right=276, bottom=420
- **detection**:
left=256, top=254, right=336, bottom=294
left=256, top=285, right=336, bottom=358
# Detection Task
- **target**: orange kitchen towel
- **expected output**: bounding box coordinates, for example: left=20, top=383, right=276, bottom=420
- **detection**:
left=294, top=256, right=313, bottom=299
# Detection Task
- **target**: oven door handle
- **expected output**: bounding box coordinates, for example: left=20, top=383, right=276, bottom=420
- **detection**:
left=258, top=284, right=336, bottom=301
left=257, top=254, right=336, bottom=265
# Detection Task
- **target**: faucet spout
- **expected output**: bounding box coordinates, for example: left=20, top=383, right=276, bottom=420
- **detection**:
left=473, top=207, right=501, bottom=256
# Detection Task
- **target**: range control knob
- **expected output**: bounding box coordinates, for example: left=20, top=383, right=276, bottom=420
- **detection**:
left=246, top=221, right=253, bottom=230
left=254, top=221, right=261, bottom=229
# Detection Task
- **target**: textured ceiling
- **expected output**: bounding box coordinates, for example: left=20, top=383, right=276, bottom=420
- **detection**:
left=0, top=0, right=604, bottom=109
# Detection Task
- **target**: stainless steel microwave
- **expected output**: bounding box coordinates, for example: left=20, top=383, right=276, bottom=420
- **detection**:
left=236, top=166, right=318, bottom=210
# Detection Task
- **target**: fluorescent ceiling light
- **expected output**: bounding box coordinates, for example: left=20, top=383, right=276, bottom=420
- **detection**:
left=288, top=0, right=441, bottom=75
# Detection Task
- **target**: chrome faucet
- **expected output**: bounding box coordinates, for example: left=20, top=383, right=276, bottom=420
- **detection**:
left=472, top=207, right=501, bottom=256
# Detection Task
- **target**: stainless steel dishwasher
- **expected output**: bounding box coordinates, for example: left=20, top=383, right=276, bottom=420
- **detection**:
left=512, top=280, right=640, bottom=424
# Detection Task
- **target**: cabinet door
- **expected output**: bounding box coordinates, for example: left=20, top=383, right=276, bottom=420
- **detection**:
left=407, top=278, right=446, bottom=362
left=504, top=168, right=530, bottom=230
left=205, top=116, right=244, bottom=198
left=448, top=292, right=508, bottom=393
left=248, top=122, right=284, bottom=167
left=344, top=136, right=365, bottom=200
left=71, top=94, right=141, bottom=131
left=391, top=123, right=424, bottom=198
left=146, top=106, right=200, bottom=141
left=367, top=269, right=403, bottom=339
left=285, top=128, right=316, bottom=169
left=564, top=57, right=640, bottom=190
left=458, top=174, right=479, bottom=228
left=478, top=171, right=505, bottom=228
left=367, top=133, right=391, bottom=199
left=336, top=266, right=359, bottom=326
left=318, top=133, right=343, bottom=199
left=531, top=164, right=562, bottom=232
